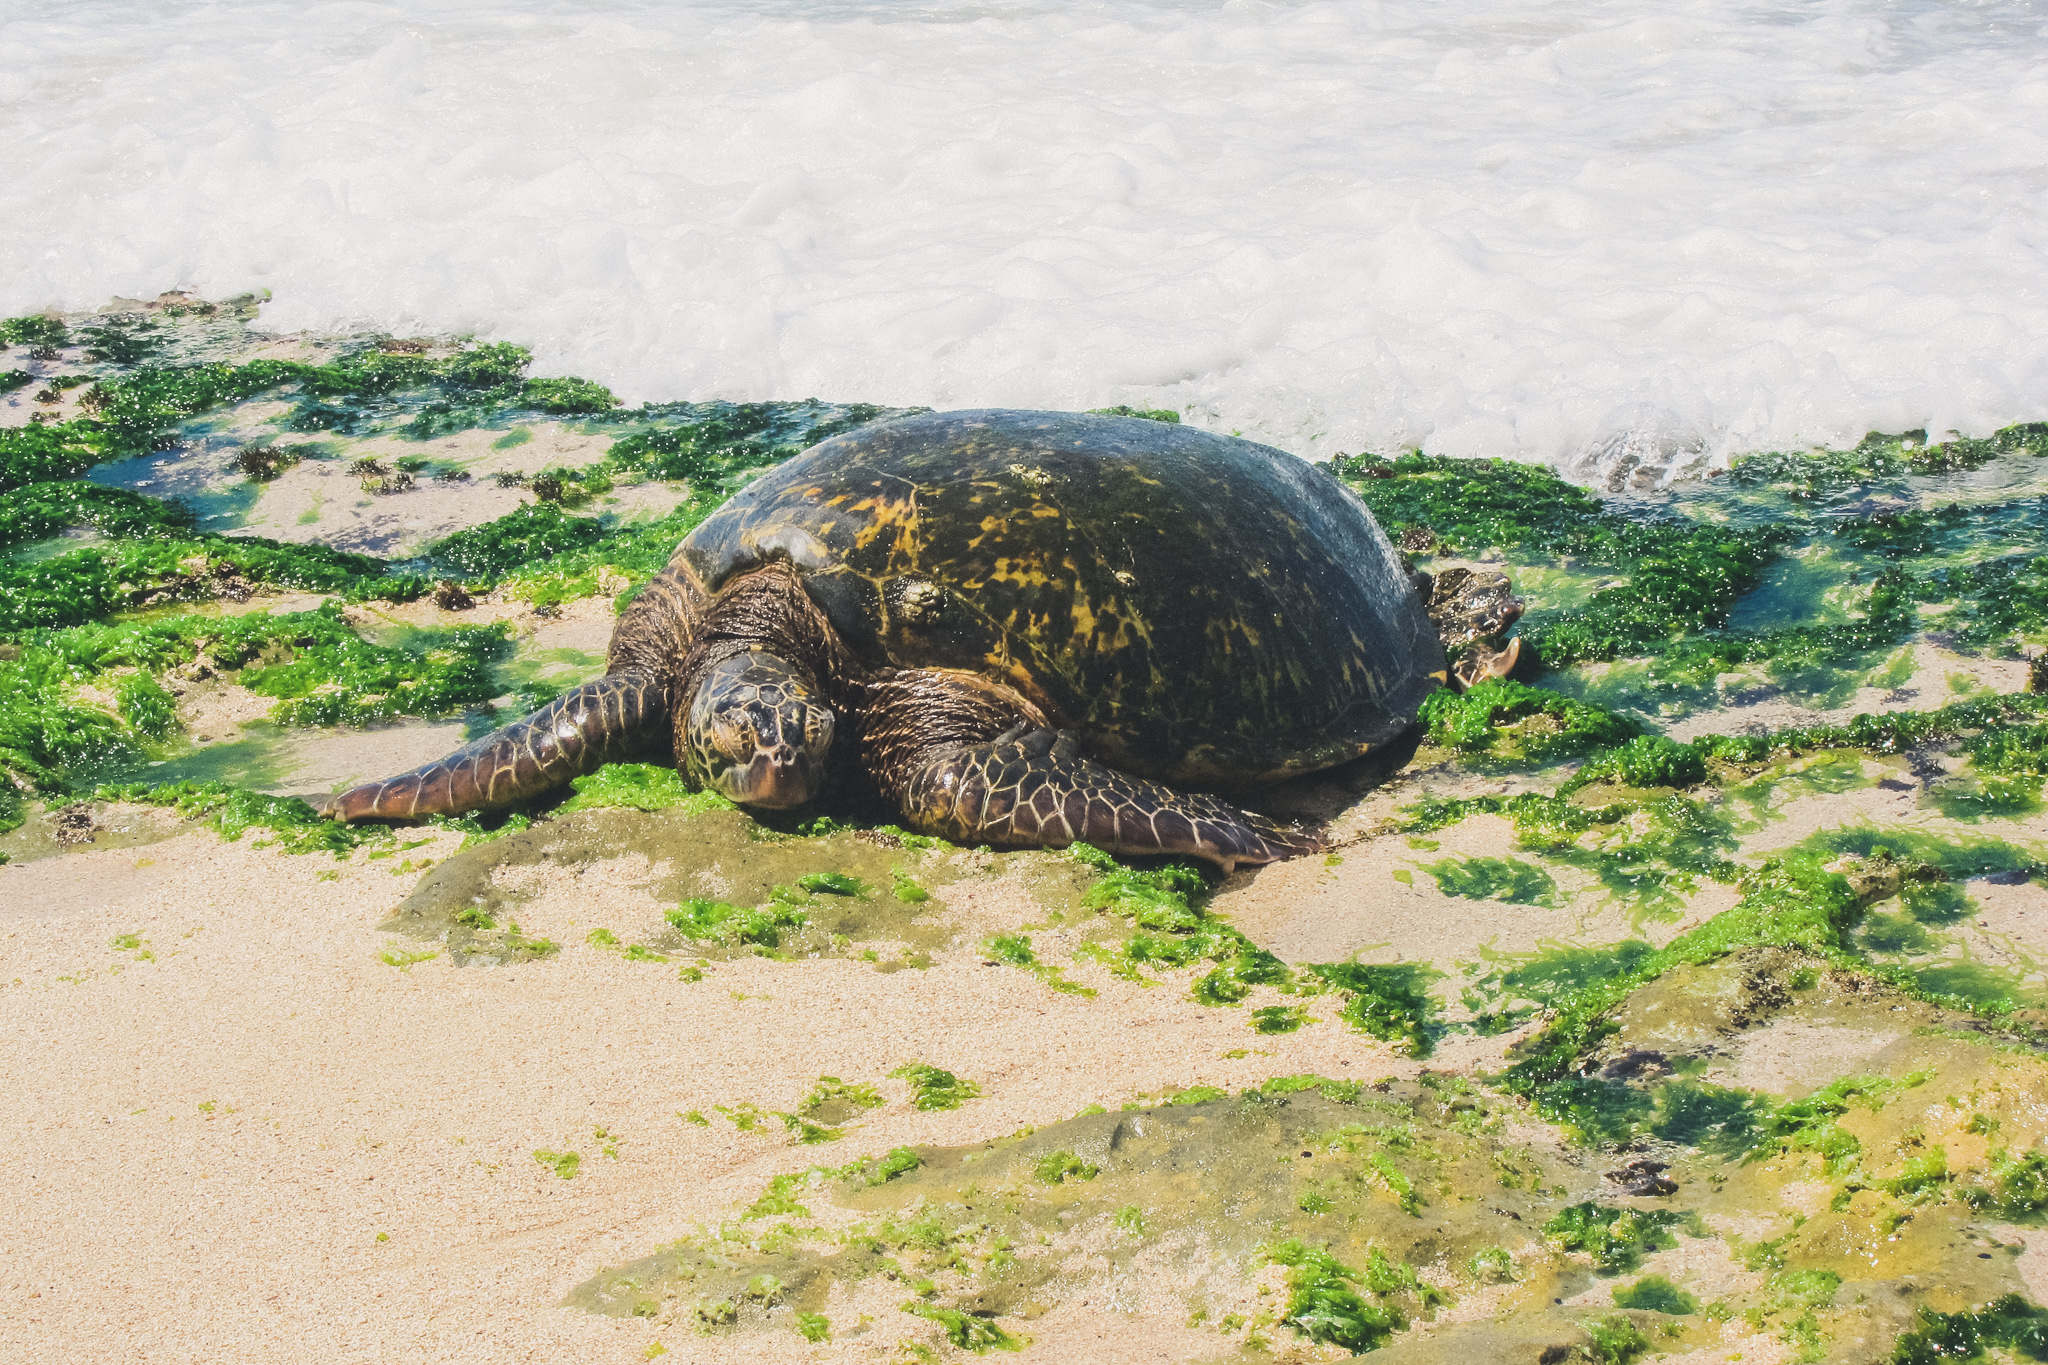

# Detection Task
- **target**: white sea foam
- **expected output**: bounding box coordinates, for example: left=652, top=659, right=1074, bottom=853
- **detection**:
left=6, top=0, right=2048, bottom=479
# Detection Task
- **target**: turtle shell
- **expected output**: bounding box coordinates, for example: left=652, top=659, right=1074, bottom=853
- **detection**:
left=676, top=409, right=1445, bottom=787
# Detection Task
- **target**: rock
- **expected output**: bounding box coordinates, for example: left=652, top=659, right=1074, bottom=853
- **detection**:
left=1603, top=1158, right=1678, bottom=1196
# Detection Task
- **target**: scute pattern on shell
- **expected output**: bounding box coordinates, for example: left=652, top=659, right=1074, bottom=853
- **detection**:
left=675, top=410, right=1445, bottom=787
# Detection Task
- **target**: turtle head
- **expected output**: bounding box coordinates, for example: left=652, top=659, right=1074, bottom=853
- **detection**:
left=683, top=650, right=834, bottom=809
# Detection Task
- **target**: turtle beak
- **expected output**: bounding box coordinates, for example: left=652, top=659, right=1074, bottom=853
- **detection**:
left=722, top=743, right=826, bottom=809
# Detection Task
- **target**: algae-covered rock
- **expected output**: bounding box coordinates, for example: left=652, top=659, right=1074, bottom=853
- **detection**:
left=566, top=1081, right=1603, bottom=1350
left=382, top=805, right=966, bottom=965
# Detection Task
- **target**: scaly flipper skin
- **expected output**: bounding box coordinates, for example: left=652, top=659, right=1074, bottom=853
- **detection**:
left=321, top=673, right=668, bottom=820
left=896, top=725, right=1320, bottom=874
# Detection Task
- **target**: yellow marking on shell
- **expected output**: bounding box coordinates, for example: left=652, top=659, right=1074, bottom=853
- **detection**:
left=1071, top=597, right=1100, bottom=641
left=967, top=513, right=1022, bottom=552
left=1199, top=603, right=1271, bottom=658
left=1070, top=596, right=1132, bottom=652
left=847, top=495, right=923, bottom=554
left=989, top=556, right=1055, bottom=590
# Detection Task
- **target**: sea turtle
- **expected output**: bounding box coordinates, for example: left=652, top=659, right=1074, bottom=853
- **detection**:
left=325, top=410, right=1511, bottom=870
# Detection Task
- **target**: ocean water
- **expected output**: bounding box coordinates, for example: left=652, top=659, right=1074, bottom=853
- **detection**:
left=6, top=0, right=2048, bottom=478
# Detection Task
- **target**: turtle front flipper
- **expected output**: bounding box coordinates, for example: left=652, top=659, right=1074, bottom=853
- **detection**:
left=323, top=672, right=668, bottom=820
left=895, top=726, right=1318, bottom=874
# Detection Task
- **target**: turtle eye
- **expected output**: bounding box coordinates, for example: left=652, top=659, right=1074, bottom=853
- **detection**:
left=711, top=714, right=753, bottom=758
left=802, top=704, right=835, bottom=754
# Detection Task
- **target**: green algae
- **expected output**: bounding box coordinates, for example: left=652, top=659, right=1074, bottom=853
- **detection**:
left=1648, top=1081, right=1773, bottom=1157
left=980, top=932, right=1096, bottom=999
left=1728, top=423, right=2048, bottom=497
left=1913, top=553, right=2048, bottom=648
left=985, top=933, right=1034, bottom=968
left=1723, top=750, right=1878, bottom=828
left=81, top=316, right=166, bottom=365
left=667, top=896, right=809, bottom=950
left=601, top=399, right=899, bottom=484
left=1612, top=1274, right=1697, bottom=1314
left=1493, top=859, right=1869, bottom=1140
left=1030, top=1150, right=1098, bottom=1184
left=1724, top=547, right=1859, bottom=633
left=1752, top=829, right=2048, bottom=1010
left=1901, top=959, right=2043, bottom=1014
left=1329, top=450, right=1628, bottom=558
left=1584, top=1314, right=1652, bottom=1364
left=565, top=1030, right=2048, bottom=1360
left=1403, top=790, right=1738, bottom=928
left=1889, top=1294, right=2048, bottom=1364
left=891, top=1063, right=981, bottom=1111
left=1860, top=911, right=1938, bottom=954
left=1420, top=678, right=1640, bottom=760
left=0, top=668, right=137, bottom=796
left=239, top=618, right=511, bottom=726
left=2, top=346, right=892, bottom=617
left=1945, top=723, right=2048, bottom=815
left=1755, top=1073, right=1932, bottom=1175
left=1460, top=941, right=1661, bottom=1036
left=799, top=1077, right=885, bottom=1128
left=1, top=314, right=69, bottom=349
left=428, top=502, right=610, bottom=578
left=1965, top=1147, right=2048, bottom=1219
left=398, top=401, right=908, bottom=608
left=65, top=345, right=604, bottom=455
left=1, top=601, right=517, bottom=803
left=1265, top=1239, right=1409, bottom=1352
left=1, top=423, right=113, bottom=492
left=1061, top=842, right=1295, bottom=1009
left=0, top=503, right=425, bottom=633
left=114, top=671, right=176, bottom=738
left=1086, top=406, right=1180, bottom=424
left=0, top=483, right=195, bottom=550
left=901, top=1302, right=1021, bottom=1352
left=1567, top=735, right=1705, bottom=790
left=1542, top=1203, right=1687, bottom=1275
left=1792, top=826, right=2043, bottom=883
left=1331, top=449, right=1797, bottom=668
left=1305, top=963, right=1442, bottom=1055
left=1417, top=854, right=1560, bottom=907
left=555, top=764, right=732, bottom=816
left=490, top=641, right=607, bottom=707
left=1252, top=1004, right=1310, bottom=1034
left=534, top=1149, right=582, bottom=1180
left=89, top=780, right=393, bottom=857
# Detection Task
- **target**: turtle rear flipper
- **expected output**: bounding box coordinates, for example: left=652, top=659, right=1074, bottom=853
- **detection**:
left=894, top=725, right=1318, bottom=874
left=322, top=673, right=668, bottom=820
